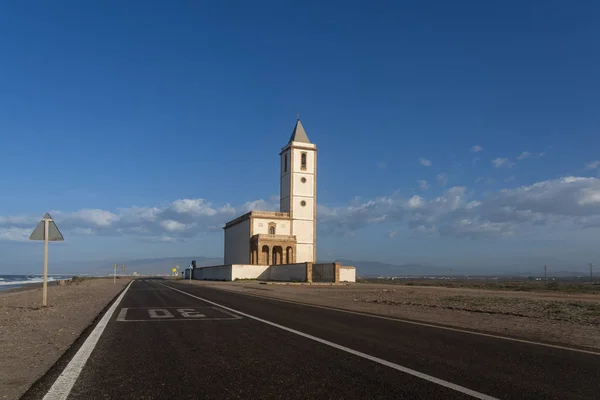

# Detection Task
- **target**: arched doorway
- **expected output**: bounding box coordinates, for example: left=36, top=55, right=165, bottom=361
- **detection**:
left=261, top=245, right=270, bottom=265
left=250, top=243, right=256, bottom=264
left=272, top=246, right=283, bottom=265
left=286, top=247, right=293, bottom=264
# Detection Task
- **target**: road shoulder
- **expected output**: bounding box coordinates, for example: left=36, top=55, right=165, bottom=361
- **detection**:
left=0, top=278, right=131, bottom=400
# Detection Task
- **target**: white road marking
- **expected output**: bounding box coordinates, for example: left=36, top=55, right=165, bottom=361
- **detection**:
left=148, top=308, right=175, bottom=318
left=43, top=280, right=134, bottom=400
left=115, top=306, right=242, bottom=322
left=204, top=285, right=600, bottom=357
left=157, top=282, right=498, bottom=400
left=176, top=308, right=206, bottom=318
left=116, top=307, right=128, bottom=321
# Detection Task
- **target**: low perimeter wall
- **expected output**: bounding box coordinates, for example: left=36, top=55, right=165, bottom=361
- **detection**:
left=268, top=263, right=308, bottom=282
left=192, top=262, right=356, bottom=283
left=339, top=266, right=356, bottom=282
left=231, top=265, right=270, bottom=280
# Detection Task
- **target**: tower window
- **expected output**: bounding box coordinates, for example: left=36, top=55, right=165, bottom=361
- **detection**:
left=301, top=152, right=307, bottom=170
left=300, top=200, right=307, bottom=207
left=284, top=154, right=288, bottom=173
left=268, top=222, right=276, bottom=235
left=301, top=177, right=307, bottom=183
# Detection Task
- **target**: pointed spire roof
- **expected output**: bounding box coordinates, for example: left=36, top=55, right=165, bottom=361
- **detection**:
left=288, top=119, right=311, bottom=144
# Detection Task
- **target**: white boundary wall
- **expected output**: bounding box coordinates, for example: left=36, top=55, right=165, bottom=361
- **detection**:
left=193, top=265, right=232, bottom=281
left=340, top=267, right=356, bottom=282
left=193, top=262, right=355, bottom=282
left=231, top=264, right=270, bottom=280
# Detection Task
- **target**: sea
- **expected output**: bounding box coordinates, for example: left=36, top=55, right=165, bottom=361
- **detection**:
left=0, top=275, right=73, bottom=290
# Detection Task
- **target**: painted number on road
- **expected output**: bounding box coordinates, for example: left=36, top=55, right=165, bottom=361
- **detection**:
left=117, top=307, right=240, bottom=322
left=176, top=308, right=206, bottom=318
left=148, top=309, right=175, bottom=319
left=147, top=308, right=206, bottom=318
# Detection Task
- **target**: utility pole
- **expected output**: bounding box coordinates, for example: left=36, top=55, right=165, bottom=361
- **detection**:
left=590, top=263, right=593, bottom=283
left=121, top=264, right=125, bottom=274
left=544, top=265, right=547, bottom=284
left=113, top=263, right=117, bottom=284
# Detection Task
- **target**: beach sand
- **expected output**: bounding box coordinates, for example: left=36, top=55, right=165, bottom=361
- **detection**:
left=0, top=277, right=130, bottom=400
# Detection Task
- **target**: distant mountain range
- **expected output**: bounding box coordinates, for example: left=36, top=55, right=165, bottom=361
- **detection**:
left=59, top=256, right=223, bottom=276
left=6, top=256, right=591, bottom=277
left=332, top=259, right=593, bottom=278
left=333, top=259, right=448, bottom=276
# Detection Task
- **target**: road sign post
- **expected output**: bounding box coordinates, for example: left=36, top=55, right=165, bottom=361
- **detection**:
left=29, top=213, right=64, bottom=307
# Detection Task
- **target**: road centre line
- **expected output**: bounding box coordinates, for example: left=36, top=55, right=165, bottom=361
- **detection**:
left=157, top=282, right=498, bottom=400
left=196, top=284, right=600, bottom=357
left=43, top=280, right=134, bottom=400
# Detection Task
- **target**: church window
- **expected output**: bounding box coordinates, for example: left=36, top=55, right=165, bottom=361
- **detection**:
left=300, top=200, right=307, bottom=207
left=268, top=222, right=276, bottom=234
left=301, top=152, right=307, bottom=170
left=301, top=177, right=307, bottom=183
left=284, top=154, right=288, bottom=173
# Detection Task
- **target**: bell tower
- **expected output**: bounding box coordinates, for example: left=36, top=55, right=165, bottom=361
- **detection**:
left=280, top=119, right=317, bottom=262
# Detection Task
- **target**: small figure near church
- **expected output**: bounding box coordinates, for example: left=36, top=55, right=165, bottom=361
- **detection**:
left=223, top=118, right=317, bottom=266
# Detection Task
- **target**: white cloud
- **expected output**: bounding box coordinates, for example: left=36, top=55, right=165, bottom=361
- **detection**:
left=242, top=199, right=279, bottom=212
left=518, top=151, right=545, bottom=161
left=0, top=227, right=31, bottom=242
left=471, top=145, right=483, bottom=153
left=419, top=158, right=432, bottom=167
left=407, top=195, right=424, bottom=209
left=586, top=160, right=600, bottom=170
left=3, top=176, right=600, bottom=242
left=317, top=176, right=600, bottom=239
left=491, top=158, right=515, bottom=168
left=0, top=196, right=277, bottom=242
left=69, top=209, right=118, bottom=227
left=74, top=228, right=94, bottom=236
left=437, top=173, right=448, bottom=186
left=171, top=199, right=217, bottom=217
left=417, top=180, right=429, bottom=190
left=160, top=220, right=187, bottom=232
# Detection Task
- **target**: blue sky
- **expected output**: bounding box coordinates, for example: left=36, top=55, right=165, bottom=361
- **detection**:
left=1, top=1, right=599, bottom=273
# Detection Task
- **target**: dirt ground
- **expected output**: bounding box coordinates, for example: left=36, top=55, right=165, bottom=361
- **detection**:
left=186, top=280, right=600, bottom=351
left=0, top=278, right=130, bottom=400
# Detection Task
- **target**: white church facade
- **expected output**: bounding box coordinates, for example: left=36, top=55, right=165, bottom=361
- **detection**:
left=223, top=119, right=317, bottom=266
left=190, top=119, right=355, bottom=283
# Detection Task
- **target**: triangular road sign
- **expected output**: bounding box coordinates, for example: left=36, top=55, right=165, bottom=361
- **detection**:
left=29, top=214, right=64, bottom=241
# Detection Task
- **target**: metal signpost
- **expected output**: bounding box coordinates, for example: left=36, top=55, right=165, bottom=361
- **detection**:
left=29, top=213, right=64, bottom=307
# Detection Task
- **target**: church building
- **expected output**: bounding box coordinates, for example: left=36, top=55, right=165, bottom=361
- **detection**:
left=223, top=119, right=317, bottom=266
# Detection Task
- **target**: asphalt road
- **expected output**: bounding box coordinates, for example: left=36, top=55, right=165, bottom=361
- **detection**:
left=24, top=279, right=600, bottom=400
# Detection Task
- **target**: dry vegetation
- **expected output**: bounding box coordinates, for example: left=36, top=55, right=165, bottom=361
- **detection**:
left=359, top=278, right=600, bottom=295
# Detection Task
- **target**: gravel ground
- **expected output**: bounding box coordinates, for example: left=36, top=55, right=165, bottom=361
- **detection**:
left=0, top=278, right=130, bottom=400
left=187, top=280, right=600, bottom=351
